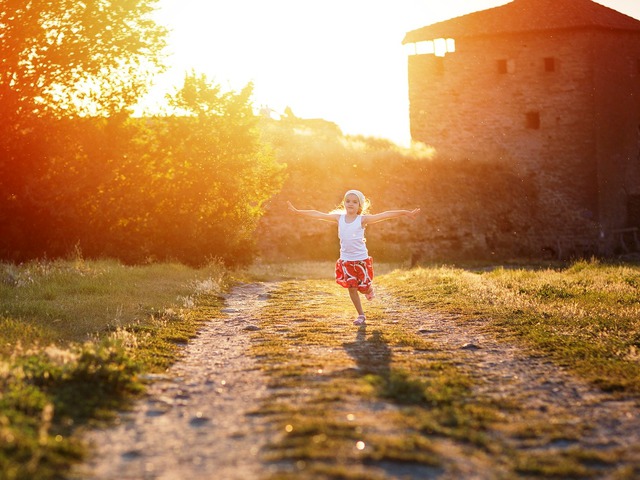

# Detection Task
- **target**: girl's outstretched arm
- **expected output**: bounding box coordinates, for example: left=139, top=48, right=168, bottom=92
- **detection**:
left=287, top=201, right=340, bottom=222
left=362, top=208, right=420, bottom=226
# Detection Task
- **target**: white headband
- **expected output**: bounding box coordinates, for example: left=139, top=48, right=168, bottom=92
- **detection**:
left=344, top=189, right=365, bottom=207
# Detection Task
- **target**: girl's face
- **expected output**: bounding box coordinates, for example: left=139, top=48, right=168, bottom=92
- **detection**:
left=344, top=194, right=361, bottom=214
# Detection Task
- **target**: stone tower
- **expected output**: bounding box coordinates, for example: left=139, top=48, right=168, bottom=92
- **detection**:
left=404, top=0, right=640, bottom=256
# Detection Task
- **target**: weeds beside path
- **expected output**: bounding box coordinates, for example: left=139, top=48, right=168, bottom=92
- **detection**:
left=72, top=283, right=277, bottom=480
left=76, top=266, right=640, bottom=479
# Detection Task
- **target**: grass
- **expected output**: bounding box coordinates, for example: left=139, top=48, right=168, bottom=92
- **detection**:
left=378, top=259, right=640, bottom=394
left=2, top=257, right=639, bottom=479
left=250, top=277, right=504, bottom=479
left=0, top=257, right=228, bottom=480
left=244, top=260, right=640, bottom=479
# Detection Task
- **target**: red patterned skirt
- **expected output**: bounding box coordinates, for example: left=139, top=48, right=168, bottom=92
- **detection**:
left=335, top=257, right=374, bottom=294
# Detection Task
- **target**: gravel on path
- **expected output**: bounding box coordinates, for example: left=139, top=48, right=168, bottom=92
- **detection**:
left=375, top=285, right=640, bottom=473
left=72, top=283, right=276, bottom=480
left=72, top=281, right=640, bottom=479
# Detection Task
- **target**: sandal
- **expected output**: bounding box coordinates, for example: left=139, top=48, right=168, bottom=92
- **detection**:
left=365, top=288, right=375, bottom=301
left=353, top=314, right=366, bottom=326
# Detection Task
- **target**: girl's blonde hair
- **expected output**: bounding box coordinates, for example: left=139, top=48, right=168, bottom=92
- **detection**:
left=333, top=189, right=371, bottom=215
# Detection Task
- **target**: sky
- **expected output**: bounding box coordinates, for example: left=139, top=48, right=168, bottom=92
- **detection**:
left=146, top=0, right=640, bottom=145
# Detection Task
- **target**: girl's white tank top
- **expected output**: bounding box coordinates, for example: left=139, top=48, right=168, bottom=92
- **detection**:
left=338, top=215, right=369, bottom=261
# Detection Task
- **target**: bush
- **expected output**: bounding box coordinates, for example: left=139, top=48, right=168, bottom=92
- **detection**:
left=0, top=76, right=285, bottom=266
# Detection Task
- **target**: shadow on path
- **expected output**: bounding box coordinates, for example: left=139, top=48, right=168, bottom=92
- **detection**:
left=343, top=328, right=391, bottom=378
left=343, top=328, right=428, bottom=405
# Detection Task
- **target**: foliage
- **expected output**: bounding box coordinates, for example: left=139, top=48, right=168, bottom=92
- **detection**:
left=0, top=0, right=166, bottom=262
left=0, top=74, right=284, bottom=265
left=129, top=73, right=285, bottom=265
left=0, top=0, right=167, bottom=121
left=1, top=1, right=282, bottom=265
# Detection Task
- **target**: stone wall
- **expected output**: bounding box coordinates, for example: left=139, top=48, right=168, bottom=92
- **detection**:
left=592, top=31, right=640, bottom=233
left=407, top=28, right=640, bottom=256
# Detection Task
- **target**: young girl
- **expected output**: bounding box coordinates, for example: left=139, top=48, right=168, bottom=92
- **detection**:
left=288, top=190, right=420, bottom=326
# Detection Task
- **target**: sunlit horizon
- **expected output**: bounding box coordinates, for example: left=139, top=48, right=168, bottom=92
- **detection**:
left=141, top=0, right=640, bottom=145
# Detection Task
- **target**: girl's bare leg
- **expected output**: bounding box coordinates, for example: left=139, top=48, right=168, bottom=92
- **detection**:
left=348, top=287, right=364, bottom=316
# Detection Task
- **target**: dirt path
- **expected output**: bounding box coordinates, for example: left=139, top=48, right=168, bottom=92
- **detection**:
left=373, top=286, right=640, bottom=473
left=406, top=306, right=640, bottom=457
left=72, top=283, right=277, bottom=480
left=73, top=281, right=640, bottom=479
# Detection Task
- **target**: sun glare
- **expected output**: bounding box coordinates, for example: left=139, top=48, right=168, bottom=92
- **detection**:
left=145, top=0, right=639, bottom=144
left=145, top=1, right=514, bottom=144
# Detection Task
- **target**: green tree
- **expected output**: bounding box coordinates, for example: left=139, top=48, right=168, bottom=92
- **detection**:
left=120, top=73, right=286, bottom=265
left=25, top=73, right=285, bottom=265
left=0, top=0, right=167, bottom=261
left=0, top=0, right=167, bottom=122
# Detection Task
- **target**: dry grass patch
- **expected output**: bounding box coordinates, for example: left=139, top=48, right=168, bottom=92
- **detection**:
left=379, top=260, right=640, bottom=394
left=247, top=261, right=640, bottom=478
left=0, top=259, right=228, bottom=480
left=250, top=278, right=505, bottom=479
